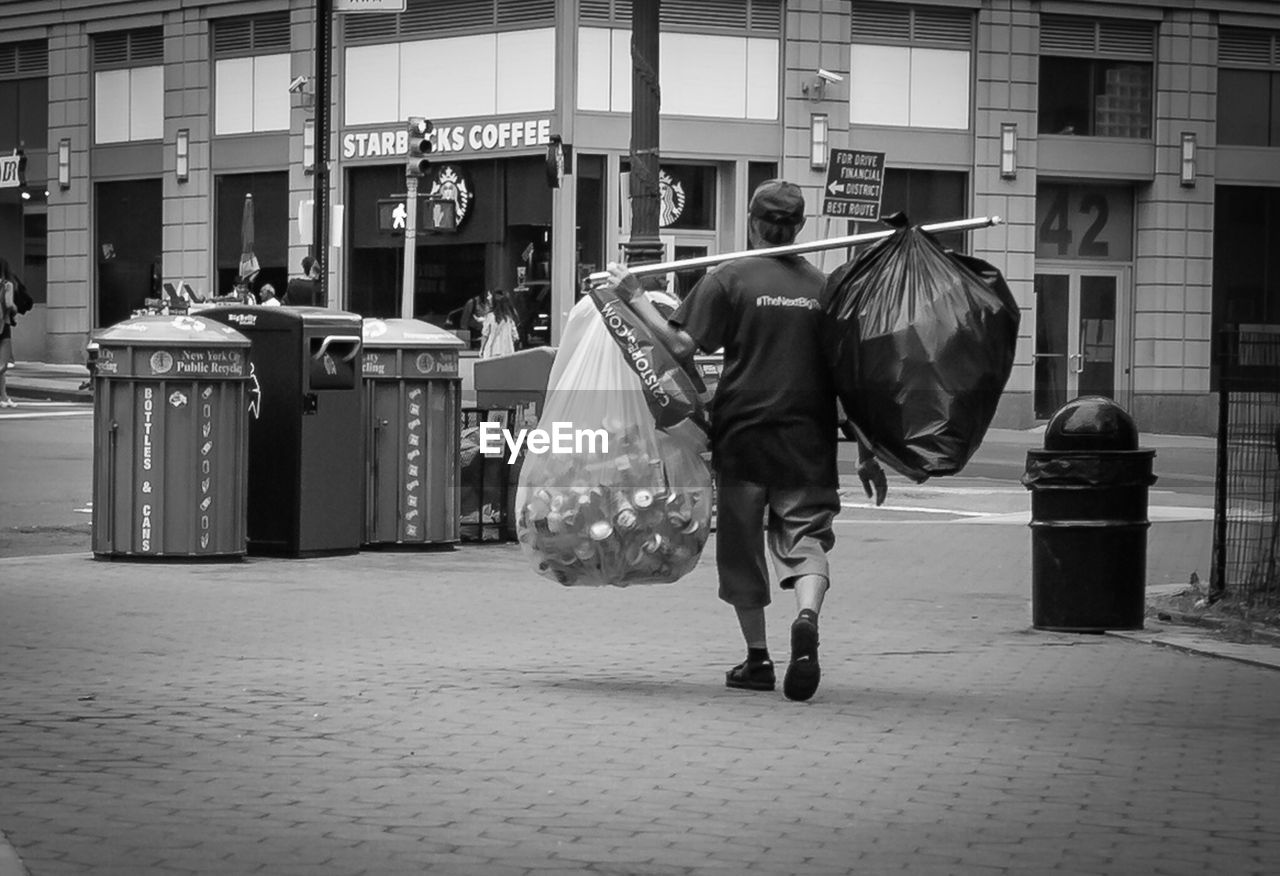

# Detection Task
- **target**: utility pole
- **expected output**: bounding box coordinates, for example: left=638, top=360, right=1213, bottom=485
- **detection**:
left=313, top=0, right=332, bottom=305
left=401, top=174, right=418, bottom=319
left=622, top=0, right=663, bottom=269
left=402, top=117, right=434, bottom=320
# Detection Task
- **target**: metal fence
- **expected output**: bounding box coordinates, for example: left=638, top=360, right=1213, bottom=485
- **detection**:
left=1213, top=327, right=1280, bottom=605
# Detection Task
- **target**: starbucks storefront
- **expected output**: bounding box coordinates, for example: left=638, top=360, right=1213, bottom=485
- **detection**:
left=342, top=121, right=557, bottom=331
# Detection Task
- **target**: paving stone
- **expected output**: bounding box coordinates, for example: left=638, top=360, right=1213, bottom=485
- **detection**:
left=2, top=525, right=1278, bottom=874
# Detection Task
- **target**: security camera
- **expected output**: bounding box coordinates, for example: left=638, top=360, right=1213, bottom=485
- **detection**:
left=288, top=75, right=309, bottom=93
left=816, top=69, right=843, bottom=84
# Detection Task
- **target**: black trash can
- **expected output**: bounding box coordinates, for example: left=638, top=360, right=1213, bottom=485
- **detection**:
left=361, top=318, right=465, bottom=547
left=1022, top=397, right=1158, bottom=631
left=202, top=306, right=364, bottom=556
left=91, top=314, right=251, bottom=559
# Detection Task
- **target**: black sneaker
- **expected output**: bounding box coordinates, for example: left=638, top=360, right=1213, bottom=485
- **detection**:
left=783, top=615, right=820, bottom=701
left=725, top=659, right=776, bottom=692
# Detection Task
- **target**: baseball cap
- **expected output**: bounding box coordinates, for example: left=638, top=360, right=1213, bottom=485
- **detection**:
left=749, top=179, right=805, bottom=226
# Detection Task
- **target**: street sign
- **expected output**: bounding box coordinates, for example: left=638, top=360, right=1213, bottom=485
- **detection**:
left=334, top=0, right=406, bottom=11
left=821, top=148, right=885, bottom=220
left=0, top=154, right=24, bottom=189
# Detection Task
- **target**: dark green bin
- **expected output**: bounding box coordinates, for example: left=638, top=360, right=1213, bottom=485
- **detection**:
left=92, top=314, right=251, bottom=559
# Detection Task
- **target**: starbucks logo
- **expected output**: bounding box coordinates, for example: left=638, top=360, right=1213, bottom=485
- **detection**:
left=658, top=169, right=686, bottom=227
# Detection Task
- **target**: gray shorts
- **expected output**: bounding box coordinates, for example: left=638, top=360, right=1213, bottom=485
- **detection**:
left=714, top=475, right=841, bottom=609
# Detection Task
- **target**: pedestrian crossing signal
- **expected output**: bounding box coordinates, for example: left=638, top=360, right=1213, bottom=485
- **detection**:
left=406, top=117, right=434, bottom=177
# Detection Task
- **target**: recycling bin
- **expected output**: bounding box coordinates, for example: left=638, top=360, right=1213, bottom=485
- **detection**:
left=1022, top=397, right=1158, bottom=631
left=473, top=346, right=557, bottom=424
left=202, top=306, right=364, bottom=556
left=361, top=318, right=465, bottom=546
left=91, top=314, right=251, bottom=559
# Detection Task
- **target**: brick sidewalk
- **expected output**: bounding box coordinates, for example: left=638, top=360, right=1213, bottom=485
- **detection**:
left=1, top=519, right=1277, bottom=875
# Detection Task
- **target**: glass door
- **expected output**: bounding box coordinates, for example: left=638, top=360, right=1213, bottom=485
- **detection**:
left=1033, top=269, right=1125, bottom=419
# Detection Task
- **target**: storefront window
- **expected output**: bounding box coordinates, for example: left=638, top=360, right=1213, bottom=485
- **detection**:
left=1212, top=185, right=1280, bottom=385
left=214, top=172, right=288, bottom=298
left=23, top=211, right=46, bottom=309
left=660, top=164, right=715, bottom=230
left=747, top=161, right=778, bottom=198
left=1218, top=69, right=1280, bottom=147
left=347, top=158, right=549, bottom=326
left=0, top=78, right=48, bottom=152
left=96, top=179, right=162, bottom=328
left=620, top=160, right=717, bottom=232
left=576, top=154, right=606, bottom=291
left=1039, top=56, right=1152, bottom=138
left=1214, top=186, right=1280, bottom=325
left=848, top=169, right=967, bottom=251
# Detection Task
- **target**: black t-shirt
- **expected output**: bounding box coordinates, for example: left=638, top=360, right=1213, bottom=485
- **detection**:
left=672, top=255, right=837, bottom=488
left=284, top=277, right=317, bottom=307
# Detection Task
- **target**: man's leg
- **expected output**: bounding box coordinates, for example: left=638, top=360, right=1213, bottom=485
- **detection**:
left=734, top=605, right=767, bottom=651
left=715, top=476, right=774, bottom=691
left=768, top=486, right=840, bottom=701
left=792, top=574, right=829, bottom=616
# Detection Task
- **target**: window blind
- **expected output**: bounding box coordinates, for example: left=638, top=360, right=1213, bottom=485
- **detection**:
left=1219, top=27, right=1278, bottom=68
left=213, top=13, right=291, bottom=57
left=93, top=28, right=164, bottom=69
left=0, top=40, right=47, bottom=78
left=851, top=2, right=972, bottom=48
left=1040, top=15, right=1154, bottom=60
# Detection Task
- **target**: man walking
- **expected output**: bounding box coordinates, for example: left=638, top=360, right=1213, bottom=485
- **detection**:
left=602, top=179, right=886, bottom=701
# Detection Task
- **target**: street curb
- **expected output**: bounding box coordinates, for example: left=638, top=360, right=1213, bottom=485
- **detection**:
left=8, top=386, right=91, bottom=403
left=1148, top=607, right=1280, bottom=647
left=1109, top=628, right=1280, bottom=671
left=0, top=832, right=29, bottom=876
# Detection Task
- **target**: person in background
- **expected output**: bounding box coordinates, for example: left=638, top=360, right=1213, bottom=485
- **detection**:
left=258, top=283, right=282, bottom=307
left=284, top=255, right=320, bottom=307
left=479, top=289, right=520, bottom=359
left=230, top=274, right=255, bottom=304
left=0, top=258, right=16, bottom=408
left=600, top=179, right=887, bottom=702
left=459, top=289, right=492, bottom=349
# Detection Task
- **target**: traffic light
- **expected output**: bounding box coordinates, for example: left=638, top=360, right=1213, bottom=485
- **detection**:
left=406, top=117, right=434, bottom=177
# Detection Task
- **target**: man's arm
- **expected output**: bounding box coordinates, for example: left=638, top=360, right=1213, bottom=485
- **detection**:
left=600, top=263, right=698, bottom=364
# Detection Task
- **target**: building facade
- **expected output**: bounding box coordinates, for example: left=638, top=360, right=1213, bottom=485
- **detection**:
left=1, top=0, right=1277, bottom=434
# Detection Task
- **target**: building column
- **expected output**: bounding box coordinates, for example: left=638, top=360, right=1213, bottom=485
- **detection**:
left=45, top=24, right=91, bottom=363
left=973, top=0, right=1039, bottom=428
left=162, top=9, right=212, bottom=300
left=1131, top=7, right=1217, bottom=434
left=783, top=0, right=851, bottom=246
left=288, top=1, right=319, bottom=300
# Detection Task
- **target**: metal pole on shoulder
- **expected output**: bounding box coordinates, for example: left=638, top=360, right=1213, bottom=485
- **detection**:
left=587, top=215, right=1004, bottom=283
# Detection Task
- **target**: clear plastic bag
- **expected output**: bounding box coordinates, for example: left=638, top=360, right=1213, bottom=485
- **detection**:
left=516, top=294, right=713, bottom=587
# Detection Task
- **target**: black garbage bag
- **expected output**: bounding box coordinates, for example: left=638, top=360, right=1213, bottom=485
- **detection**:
left=823, top=216, right=1020, bottom=482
